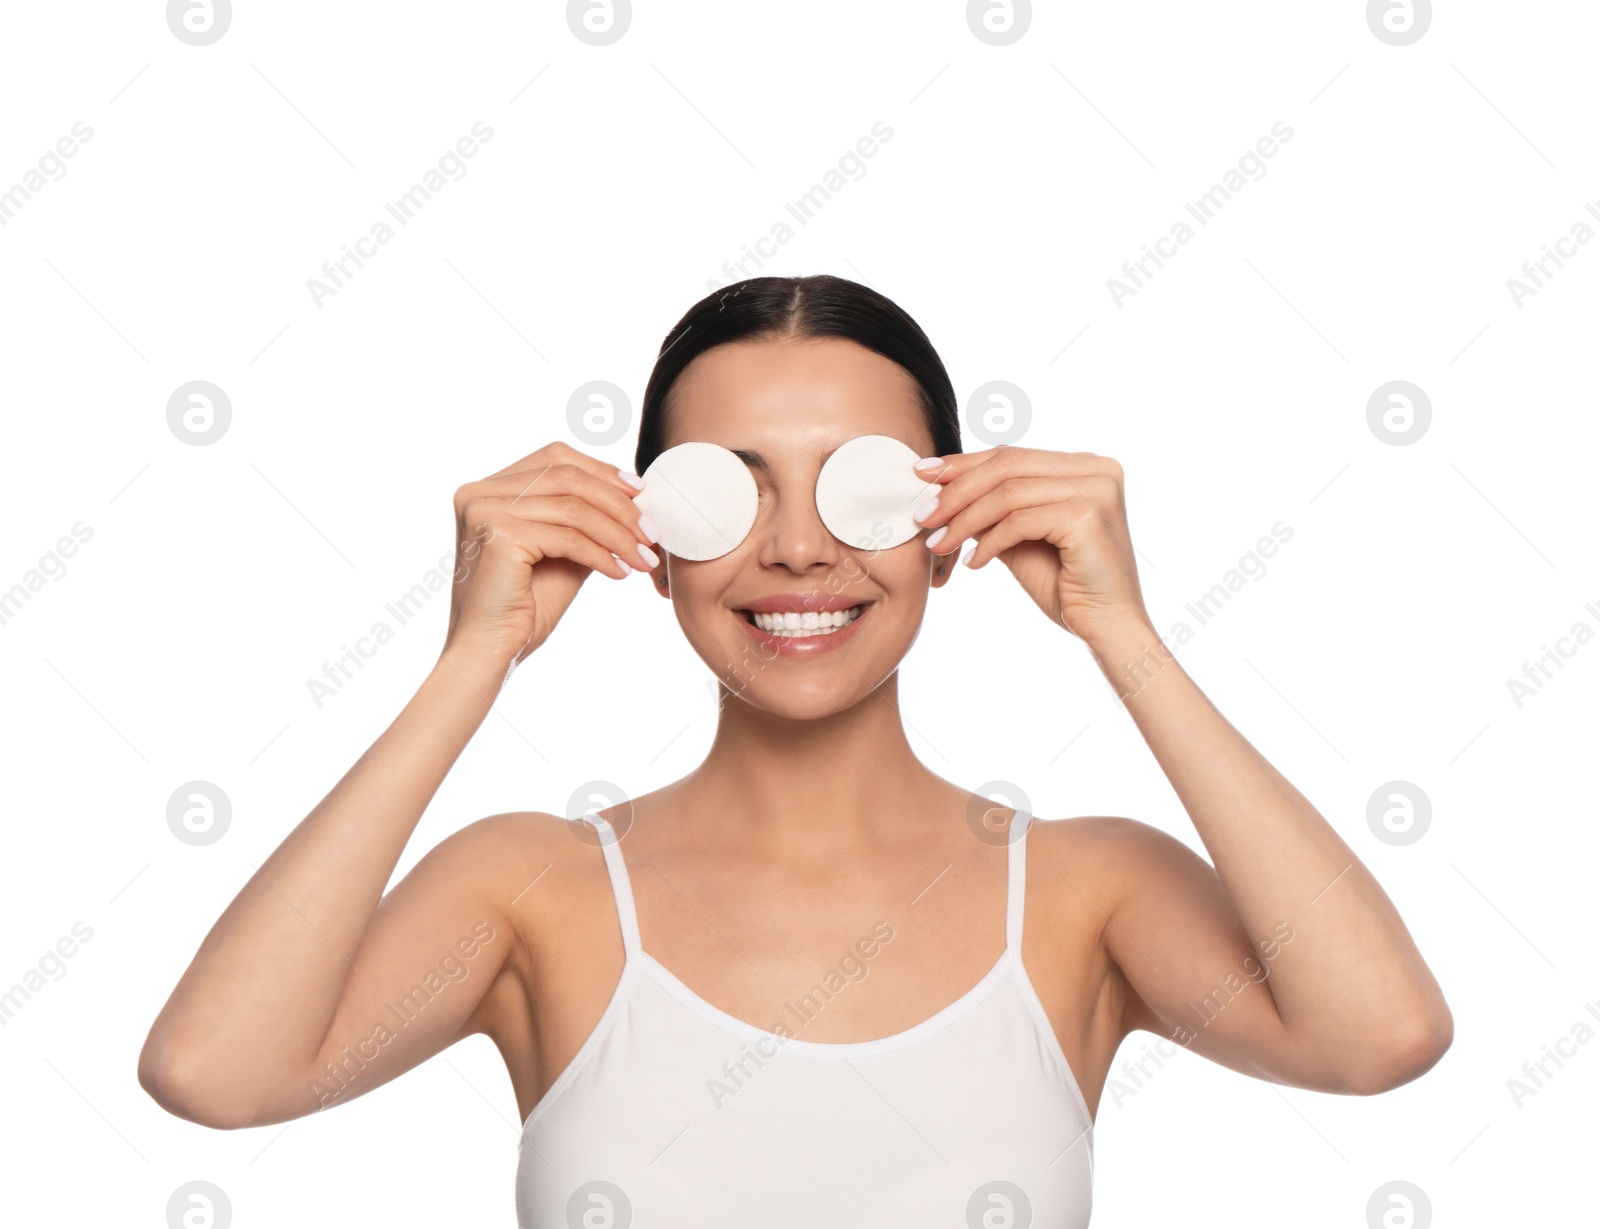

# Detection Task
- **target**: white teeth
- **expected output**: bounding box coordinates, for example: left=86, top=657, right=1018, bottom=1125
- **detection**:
left=749, top=605, right=864, bottom=636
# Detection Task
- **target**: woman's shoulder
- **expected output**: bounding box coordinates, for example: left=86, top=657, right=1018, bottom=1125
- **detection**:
left=1024, top=813, right=1190, bottom=902
left=436, top=809, right=594, bottom=865
left=450, top=806, right=622, bottom=868
left=1028, top=812, right=1180, bottom=856
left=1027, top=813, right=1205, bottom=919
left=425, top=810, right=620, bottom=940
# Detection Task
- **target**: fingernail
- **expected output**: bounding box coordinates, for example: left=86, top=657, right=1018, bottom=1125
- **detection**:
left=617, top=468, right=646, bottom=490
left=613, top=554, right=635, bottom=575
left=925, top=526, right=948, bottom=549
left=960, top=544, right=977, bottom=568
left=913, top=457, right=943, bottom=471
left=912, top=497, right=939, bottom=523
left=638, top=514, right=660, bottom=544
left=636, top=543, right=660, bottom=569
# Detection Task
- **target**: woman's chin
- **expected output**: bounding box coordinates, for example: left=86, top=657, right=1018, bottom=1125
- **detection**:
left=711, top=679, right=870, bottom=722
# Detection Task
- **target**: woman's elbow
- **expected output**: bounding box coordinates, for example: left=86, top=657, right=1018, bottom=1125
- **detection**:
left=1344, top=1007, right=1454, bottom=1096
left=137, top=1039, right=263, bottom=1131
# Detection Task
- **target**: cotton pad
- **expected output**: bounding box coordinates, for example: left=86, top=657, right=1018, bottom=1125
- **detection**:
left=633, top=441, right=758, bottom=561
left=814, top=434, right=941, bottom=552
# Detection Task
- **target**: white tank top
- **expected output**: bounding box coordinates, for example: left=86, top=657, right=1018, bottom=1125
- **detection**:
left=515, top=809, right=1095, bottom=1228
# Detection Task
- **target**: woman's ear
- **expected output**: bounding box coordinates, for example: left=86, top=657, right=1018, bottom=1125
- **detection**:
left=651, top=566, right=670, bottom=597
left=929, top=552, right=956, bottom=589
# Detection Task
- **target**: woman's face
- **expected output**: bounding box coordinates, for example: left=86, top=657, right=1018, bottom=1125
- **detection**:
left=647, top=334, right=953, bottom=719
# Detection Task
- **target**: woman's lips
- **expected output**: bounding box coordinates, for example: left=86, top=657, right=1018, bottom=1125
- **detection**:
left=735, top=602, right=871, bottom=658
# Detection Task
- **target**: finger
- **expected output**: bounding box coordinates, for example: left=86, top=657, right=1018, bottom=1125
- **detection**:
left=914, top=445, right=1112, bottom=481
left=910, top=447, right=990, bottom=486
left=925, top=473, right=1086, bottom=557
left=465, top=504, right=636, bottom=580
left=459, top=463, right=656, bottom=550
left=914, top=447, right=1117, bottom=537
left=963, top=504, right=1064, bottom=569
left=483, top=439, right=642, bottom=496
left=475, top=490, right=660, bottom=573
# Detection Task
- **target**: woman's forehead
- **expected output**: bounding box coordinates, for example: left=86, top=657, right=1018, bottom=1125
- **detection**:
left=666, top=338, right=928, bottom=451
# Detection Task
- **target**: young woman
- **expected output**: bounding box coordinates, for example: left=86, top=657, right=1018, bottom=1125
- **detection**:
left=139, top=275, right=1452, bottom=1227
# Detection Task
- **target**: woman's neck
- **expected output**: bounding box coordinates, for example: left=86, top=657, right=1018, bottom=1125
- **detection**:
left=672, top=671, right=950, bottom=860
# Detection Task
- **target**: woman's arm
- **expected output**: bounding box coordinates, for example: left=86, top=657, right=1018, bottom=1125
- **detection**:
left=910, top=444, right=1451, bottom=1095
left=1082, top=617, right=1453, bottom=1094
left=137, top=640, right=523, bottom=1127
left=137, top=443, right=656, bottom=1126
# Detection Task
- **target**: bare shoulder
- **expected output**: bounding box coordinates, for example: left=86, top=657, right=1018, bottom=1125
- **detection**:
left=1024, top=813, right=1187, bottom=887
left=1034, top=815, right=1244, bottom=1031
left=438, top=810, right=611, bottom=937
left=1021, top=814, right=1210, bottom=972
left=1071, top=815, right=1219, bottom=908
left=1030, top=813, right=1201, bottom=883
left=444, top=808, right=586, bottom=865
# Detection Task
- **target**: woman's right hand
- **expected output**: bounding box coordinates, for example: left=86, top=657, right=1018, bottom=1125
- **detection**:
left=442, top=441, right=659, bottom=666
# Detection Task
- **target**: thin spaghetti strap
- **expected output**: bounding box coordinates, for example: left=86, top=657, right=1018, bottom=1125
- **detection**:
left=584, top=814, right=642, bottom=957
left=1004, top=807, right=1033, bottom=952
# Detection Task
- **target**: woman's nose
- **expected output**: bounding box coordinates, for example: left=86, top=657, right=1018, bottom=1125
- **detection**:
left=752, top=487, right=841, bottom=571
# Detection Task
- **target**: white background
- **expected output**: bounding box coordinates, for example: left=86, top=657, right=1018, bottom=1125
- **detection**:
left=1, top=1, right=1595, bottom=1225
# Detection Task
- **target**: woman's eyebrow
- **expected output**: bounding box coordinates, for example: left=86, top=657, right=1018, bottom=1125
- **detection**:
left=730, top=444, right=844, bottom=472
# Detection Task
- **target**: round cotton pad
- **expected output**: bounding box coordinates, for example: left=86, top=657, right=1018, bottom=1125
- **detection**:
left=814, top=434, right=941, bottom=552
left=632, top=441, right=758, bottom=562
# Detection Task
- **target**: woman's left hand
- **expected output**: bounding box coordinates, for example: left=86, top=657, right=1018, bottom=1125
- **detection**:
left=912, top=445, right=1151, bottom=643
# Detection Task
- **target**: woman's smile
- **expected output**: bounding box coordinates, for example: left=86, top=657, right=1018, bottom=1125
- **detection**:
left=732, top=594, right=875, bottom=657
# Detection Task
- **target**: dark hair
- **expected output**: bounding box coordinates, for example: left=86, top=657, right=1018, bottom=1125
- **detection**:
left=633, top=275, right=962, bottom=475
